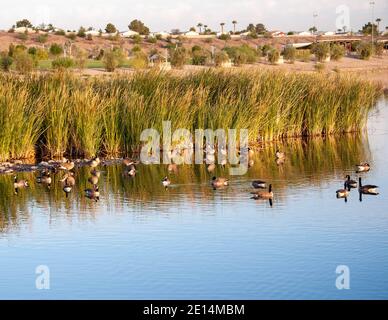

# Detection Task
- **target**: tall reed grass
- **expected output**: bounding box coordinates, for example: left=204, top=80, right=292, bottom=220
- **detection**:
left=0, top=70, right=382, bottom=161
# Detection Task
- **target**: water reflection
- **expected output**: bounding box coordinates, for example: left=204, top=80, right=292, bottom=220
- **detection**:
left=0, top=134, right=371, bottom=233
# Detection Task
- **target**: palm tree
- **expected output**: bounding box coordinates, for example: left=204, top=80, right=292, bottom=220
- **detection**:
left=220, top=22, right=225, bottom=34
left=232, top=20, right=237, bottom=34
left=197, top=23, right=203, bottom=34
left=376, top=18, right=381, bottom=34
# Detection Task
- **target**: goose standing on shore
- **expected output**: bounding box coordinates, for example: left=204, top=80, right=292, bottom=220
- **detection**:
left=59, top=160, right=75, bottom=171
left=87, top=157, right=100, bottom=168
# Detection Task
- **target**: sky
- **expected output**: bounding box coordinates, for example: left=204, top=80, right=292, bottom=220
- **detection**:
left=0, top=0, right=387, bottom=33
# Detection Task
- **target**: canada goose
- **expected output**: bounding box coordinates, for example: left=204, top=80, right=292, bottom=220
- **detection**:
left=252, top=180, right=266, bottom=189
left=275, top=150, right=285, bottom=159
left=336, top=183, right=350, bottom=198
left=90, top=169, right=101, bottom=178
left=162, top=176, right=171, bottom=188
left=87, top=157, right=100, bottom=168
left=359, top=177, right=379, bottom=195
left=207, top=163, right=216, bottom=172
left=345, top=175, right=357, bottom=189
left=252, top=184, right=273, bottom=199
left=85, top=185, right=100, bottom=201
left=36, top=172, right=52, bottom=187
left=60, top=172, right=76, bottom=186
left=211, top=176, right=229, bottom=188
left=14, top=176, right=29, bottom=194
left=356, top=163, right=370, bottom=173
left=59, top=160, right=75, bottom=171
left=88, top=175, right=99, bottom=185
left=126, top=165, right=136, bottom=177
left=63, top=183, right=72, bottom=197
left=123, top=158, right=138, bottom=167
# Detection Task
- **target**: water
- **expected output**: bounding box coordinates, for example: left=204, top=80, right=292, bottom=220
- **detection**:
left=0, top=99, right=388, bottom=300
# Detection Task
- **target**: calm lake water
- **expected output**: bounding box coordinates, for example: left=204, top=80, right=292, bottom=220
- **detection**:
left=0, top=98, right=387, bottom=300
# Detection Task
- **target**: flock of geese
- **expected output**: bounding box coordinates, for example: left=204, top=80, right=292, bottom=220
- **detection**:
left=335, top=163, right=379, bottom=202
left=11, top=147, right=380, bottom=205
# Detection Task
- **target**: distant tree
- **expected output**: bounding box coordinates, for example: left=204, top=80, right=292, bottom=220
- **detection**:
left=282, top=46, right=296, bottom=63
left=311, top=42, right=330, bottom=62
left=171, top=29, right=180, bottom=35
left=360, top=22, right=378, bottom=35
left=232, top=20, right=238, bottom=34
left=105, top=23, right=117, bottom=34
left=132, top=34, right=142, bottom=44
left=246, top=24, right=255, bottom=33
left=128, top=19, right=150, bottom=35
left=255, top=23, right=266, bottom=34
left=376, top=18, right=381, bottom=33
left=220, top=22, right=225, bottom=34
left=189, top=27, right=196, bottom=32
left=16, top=19, right=33, bottom=28
left=197, top=23, right=203, bottom=33
left=309, top=26, right=317, bottom=33
left=77, top=26, right=86, bottom=38
left=356, top=42, right=373, bottom=60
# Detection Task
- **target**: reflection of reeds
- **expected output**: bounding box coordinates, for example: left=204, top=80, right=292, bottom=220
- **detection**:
left=0, top=135, right=370, bottom=233
left=0, top=71, right=382, bottom=161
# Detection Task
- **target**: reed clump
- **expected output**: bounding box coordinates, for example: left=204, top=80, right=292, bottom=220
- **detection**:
left=0, top=70, right=382, bottom=161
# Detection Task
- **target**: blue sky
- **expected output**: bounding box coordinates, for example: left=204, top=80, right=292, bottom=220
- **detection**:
left=1, top=0, right=387, bottom=32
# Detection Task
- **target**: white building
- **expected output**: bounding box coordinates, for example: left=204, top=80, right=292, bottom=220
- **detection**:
left=120, top=30, right=139, bottom=38
left=151, top=31, right=170, bottom=39
left=184, top=30, right=200, bottom=37
left=14, top=27, right=35, bottom=34
left=85, top=30, right=100, bottom=36
left=297, top=31, right=313, bottom=36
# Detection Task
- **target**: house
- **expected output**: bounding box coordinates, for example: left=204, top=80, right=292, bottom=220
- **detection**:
left=317, top=31, right=335, bottom=36
left=297, top=31, right=313, bottom=36
left=120, top=30, right=139, bottom=38
left=151, top=31, right=170, bottom=39
left=184, top=30, right=200, bottom=37
left=270, top=31, right=286, bottom=37
left=14, top=27, right=35, bottom=34
left=101, top=32, right=118, bottom=38
left=85, top=30, right=100, bottom=36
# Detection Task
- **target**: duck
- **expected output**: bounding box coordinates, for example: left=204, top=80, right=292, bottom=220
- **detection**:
left=36, top=172, right=52, bottom=187
left=88, top=175, right=99, bottom=185
left=63, top=183, right=72, bottom=197
left=275, top=150, right=285, bottom=159
left=14, top=176, right=29, bottom=194
left=356, top=163, right=370, bottom=173
left=252, top=180, right=266, bottom=189
left=358, top=177, right=379, bottom=195
left=60, top=172, right=76, bottom=186
left=85, top=185, right=100, bottom=201
left=87, top=157, right=100, bottom=168
left=211, top=176, right=229, bottom=188
left=126, top=165, right=136, bottom=177
left=161, top=176, right=171, bottom=188
left=345, top=175, right=357, bottom=189
left=90, top=169, right=101, bottom=178
left=336, top=183, right=350, bottom=198
left=122, top=158, right=138, bottom=167
left=252, top=184, right=273, bottom=199
left=59, top=160, right=75, bottom=171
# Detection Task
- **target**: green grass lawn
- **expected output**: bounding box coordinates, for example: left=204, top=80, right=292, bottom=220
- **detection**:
left=36, top=59, right=133, bottom=70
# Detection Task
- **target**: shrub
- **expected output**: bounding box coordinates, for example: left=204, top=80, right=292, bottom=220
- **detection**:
left=356, top=42, right=373, bottom=60
left=66, top=33, right=77, bottom=40
left=49, top=43, right=63, bottom=56
left=132, top=34, right=142, bottom=44
left=312, top=42, right=330, bottom=62
left=214, top=51, right=230, bottom=66
left=282, top=46, right=296, bottom=63
left=14, top=51, right=36, bottom=74
left=17, top=33, right=28, bottom=41
left=74, top=49, right=88, bottom=70
left=129, top=51, right=148, bottom=69
left=267, top=49, right=280, bottom=64
left=52, top=57, right=74, bottom=70
left=296, top=49, right=311, bottom=62
left=147, top=36, right=157, bottom=44
left=54, top=30, right=66, bottom=36
left=35, top=48, right=49, bottom=60
left=0, top=55, right=13, bottom=72
left=27, top=47, right=37, bottom=55
left=330, top=44, right=345, bottom=61
left=314, top=62, right=325, bottom=72
left=86, top=34, right=93, bottom=41
left=374, top=42, right=384, bottom=57
left=218, top=34, right=231, bottom=41
left=191, top=47, right=211, bottom=65
left=77, top=27, right=86, bottom=38
left=37, top=34, right=48, bottom=43
left=170, top=47, right=187, bottom=68
left=262, top=44, right=273, bottom=56
left=102, top=49, right=124, bottom=72
left=132, top=45, right=141, bottom=53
